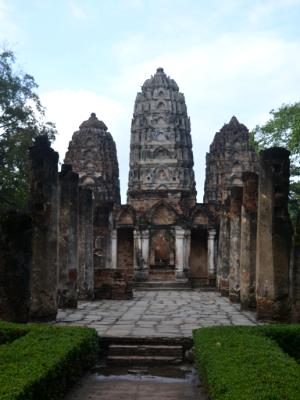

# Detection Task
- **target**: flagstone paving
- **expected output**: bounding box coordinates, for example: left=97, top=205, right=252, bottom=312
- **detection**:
left=56, top=290, right=257, bottom=337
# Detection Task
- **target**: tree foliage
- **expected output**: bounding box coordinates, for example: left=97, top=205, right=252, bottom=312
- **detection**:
left=252, top=102, right=300, bottom=159
left=0, top=50, right=57, bottom=211
left=252, top=102, right=300, bottom=220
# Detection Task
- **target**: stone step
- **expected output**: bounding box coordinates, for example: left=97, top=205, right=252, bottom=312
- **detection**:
left=148, top=269, right=176, bottom=281
left=107, top=355, right=182, bottom=366
left=133, top=280, right=192, bottom=290
left=102, top=336, right=193, bottom=348
left=109, top=344, right=183, bottom=357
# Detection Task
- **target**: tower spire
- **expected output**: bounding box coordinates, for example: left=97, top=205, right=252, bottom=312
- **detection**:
left=127, top=67, right=196, bottom=210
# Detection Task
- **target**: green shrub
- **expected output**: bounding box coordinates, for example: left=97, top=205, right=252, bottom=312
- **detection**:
left=0, top=321, right=28, bottom=345
left=193, top=326, right=300, bottom=400
left=0, top=323, right=99, bottom=400
left=258, top=324, right=300, bottom=363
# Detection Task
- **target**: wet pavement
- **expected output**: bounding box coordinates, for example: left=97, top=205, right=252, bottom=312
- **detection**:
left=64, top=363, right=208, bottom=400
left=56, top=289, right=257, bottom=337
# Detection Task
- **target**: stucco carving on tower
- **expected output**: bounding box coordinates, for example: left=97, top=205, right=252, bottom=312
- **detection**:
left=127, top=67, right=196, bottom=213
left=64, top=112, right=120, bottom=205
left=203, top=116, right=258, bottom=204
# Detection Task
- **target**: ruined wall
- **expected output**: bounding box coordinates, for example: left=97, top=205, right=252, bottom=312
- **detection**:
left=0, top=213, right=32, bottom=322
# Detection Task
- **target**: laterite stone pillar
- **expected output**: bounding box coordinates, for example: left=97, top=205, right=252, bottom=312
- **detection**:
left=228, top=187, right=243, bottom=303
left=78, top=188, right=94, bottom=299
left=240, top=172, right=258, bottom=309
left=57, top=164, right=79, bottom=308
left=256, top=147, right=292, bottom=321
left=290, top=213, right=300, bottom=322
left=216, top=200, right=230, bottom=296
left=29, top=136, right=59, bottom=321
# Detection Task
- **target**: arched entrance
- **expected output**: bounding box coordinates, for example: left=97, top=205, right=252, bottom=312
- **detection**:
left=150, top=229, right=175, bottom=268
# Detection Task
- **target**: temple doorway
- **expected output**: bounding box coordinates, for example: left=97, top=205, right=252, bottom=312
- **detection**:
left=189, top=228, right=208, bottom=287
left=149, top=229, right=175, bottom=280
left=117, top=228, right=134, bottom=279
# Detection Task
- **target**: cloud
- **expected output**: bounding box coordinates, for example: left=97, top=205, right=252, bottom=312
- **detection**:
left=41, top=30, right=300, bottom=202
left=120, top=0, right=144, bottom=8
left=110, top=31, right=300, bottom=199
left=41, top=89, right=130, bottom=201
left=248, top=0, right=300, bottom=24
left=68, top=1, right=87, bottom=20
left=0, top=0, right=19, bottom=42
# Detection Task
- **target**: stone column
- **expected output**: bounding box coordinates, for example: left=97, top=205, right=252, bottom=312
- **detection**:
left=291, top=213, right=300, bottom=322
left=175, top=227, right=186, bottom=279
left=111, top=229, right=118, bottom=269
left=141, top=230, right=150, bottom=271
left=228, top=187, right=243, bottom=303
left=256, top=147, right=292, bottom=321
left=133, top=229, right=148, bottom=281
left=57, top=164, right=79, bottom=309
left=207, top=228, right=216, bottom=286
left=217, top=201, right=230, bottom=296
left=28, top=136, right=59, bottom=321
left=0, top=213, right=32, bottom=322
left=78, top=188, right=94, bottom=299
left=184, top=229, right=191, bottom=277
left=240, top=172, right=258, bottom=309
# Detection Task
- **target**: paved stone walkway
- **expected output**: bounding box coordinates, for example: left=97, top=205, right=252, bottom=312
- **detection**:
left=56, top=290, right=256, bottom=337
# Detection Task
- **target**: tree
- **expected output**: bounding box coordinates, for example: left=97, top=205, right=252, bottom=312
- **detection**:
left=0, top=50, right=57, bottom=211
left=252, top=102, right=300, bottom=221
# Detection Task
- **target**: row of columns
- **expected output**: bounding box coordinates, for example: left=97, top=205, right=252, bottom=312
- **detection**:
left=29, top=137, right=94, bottom=320
left=217, top=147, right=298, bottom=321
left=110, top=226, right=217, bottom=282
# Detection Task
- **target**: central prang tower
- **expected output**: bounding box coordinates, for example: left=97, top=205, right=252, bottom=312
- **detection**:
left=127, top=67, right=196, bottom=213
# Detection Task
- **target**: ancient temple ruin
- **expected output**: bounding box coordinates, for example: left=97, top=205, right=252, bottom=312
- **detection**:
left=0, top=67, right=298, bottom=323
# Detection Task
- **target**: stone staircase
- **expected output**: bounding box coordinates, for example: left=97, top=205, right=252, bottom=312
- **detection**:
left=103, top=337, right=193, bottom=367
left=148, top=268, right=176, bottom=281
left=133, top=279, right=192, bottom=291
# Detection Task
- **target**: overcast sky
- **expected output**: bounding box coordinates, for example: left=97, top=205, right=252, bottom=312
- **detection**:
left=1, top=0, right=300, bottom=202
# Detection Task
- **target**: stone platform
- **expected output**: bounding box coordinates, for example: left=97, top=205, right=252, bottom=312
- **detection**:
left=56, top=290, right=257, bottom=337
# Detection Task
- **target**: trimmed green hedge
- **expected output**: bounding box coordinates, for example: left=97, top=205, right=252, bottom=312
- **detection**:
left=258, top=325, right=300, bottom=364
left=0, top=322, right=99, bottom=400
left=193, top=325, right=300, bottom=400
left=0, top=321, right=28, bottom=345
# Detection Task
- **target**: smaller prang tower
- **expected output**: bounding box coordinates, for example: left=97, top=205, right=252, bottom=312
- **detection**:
left=127, top=67, right=196, bottom=213
left=204, top=116, right=258, bottom=205
left=64, top=113, right=120, bottom=272
left=65, top=113, right=120, bottom=205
